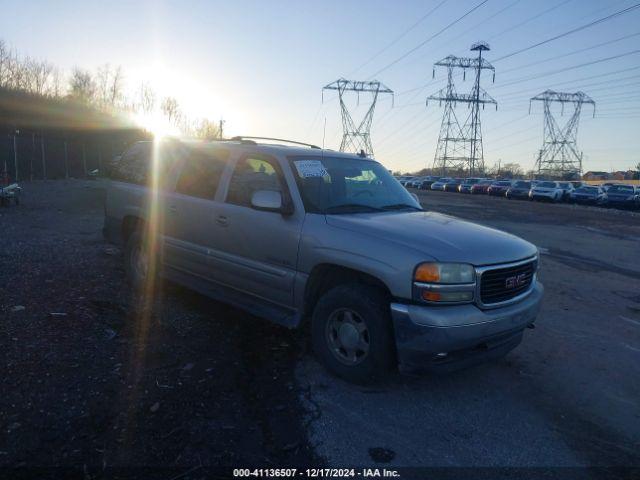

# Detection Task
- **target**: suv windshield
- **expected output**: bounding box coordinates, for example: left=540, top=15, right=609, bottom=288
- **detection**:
left=539, top=181, right=557, bottom=188
left=514, top=181, right=531, bottom=188
left=290, top=156, right=422, bottom=214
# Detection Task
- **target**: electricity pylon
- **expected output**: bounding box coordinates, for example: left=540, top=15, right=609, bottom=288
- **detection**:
left=323, top=79, right=393, bottom=157
left=529, top=90, right=595, bottom=178
left=427, top=41, right=497, bottom=175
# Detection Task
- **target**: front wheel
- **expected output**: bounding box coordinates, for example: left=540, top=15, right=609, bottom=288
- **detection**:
left=311, top=284, right=395, bottom=384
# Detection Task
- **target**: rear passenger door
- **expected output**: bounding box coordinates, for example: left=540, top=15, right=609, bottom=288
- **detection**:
left=211, top=153, right=303, bottom=308
left=162, top=148, right=229, bottom=281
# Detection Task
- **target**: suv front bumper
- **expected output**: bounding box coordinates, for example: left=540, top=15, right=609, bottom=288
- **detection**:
left=390, top=282, right=543, bottom=373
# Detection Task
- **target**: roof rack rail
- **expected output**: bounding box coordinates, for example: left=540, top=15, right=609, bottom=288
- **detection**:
left=230, top=136, right=321, bottom=149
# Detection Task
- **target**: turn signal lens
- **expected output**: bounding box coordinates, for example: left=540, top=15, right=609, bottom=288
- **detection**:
left=421, top=290, right=473, bottom=303
left=415, top=263, right=440, bottom=282
left=422, top=291, right=441, bottom=302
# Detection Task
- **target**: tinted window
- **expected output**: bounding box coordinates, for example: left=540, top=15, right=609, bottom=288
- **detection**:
left=109, top=142, right=152, bottom=185
left=539, top=181, right=557, bottom=188
left=514, top=181, right=531, bottom=188
left=226, top=156, right=283, bottom=207
left=175, top=148, right=228, bottom=200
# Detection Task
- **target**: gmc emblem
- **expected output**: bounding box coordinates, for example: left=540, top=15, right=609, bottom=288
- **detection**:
left=505, top=273, right=527, bottom=289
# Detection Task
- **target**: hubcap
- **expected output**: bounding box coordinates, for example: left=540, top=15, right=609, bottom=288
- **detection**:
left=325, top=308, right=370, bottom=365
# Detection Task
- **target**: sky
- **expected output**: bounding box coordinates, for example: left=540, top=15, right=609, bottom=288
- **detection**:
left=1, top=0, right=639, bottom=173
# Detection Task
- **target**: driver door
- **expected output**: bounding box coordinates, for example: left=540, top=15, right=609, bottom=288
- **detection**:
left=208, top=154, right=304, bottom=308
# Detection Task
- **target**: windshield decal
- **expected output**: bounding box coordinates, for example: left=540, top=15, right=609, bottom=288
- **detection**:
left=293, top=160, right=328, bottom=178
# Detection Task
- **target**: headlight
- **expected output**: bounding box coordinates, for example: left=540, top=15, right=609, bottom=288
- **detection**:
left=415, top=262, right=475, bottom=284
left=413, top=262, right=475, bottom=304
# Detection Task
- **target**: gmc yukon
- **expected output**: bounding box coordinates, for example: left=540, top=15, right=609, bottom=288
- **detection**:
left=104, top=138, right=543, bottom=383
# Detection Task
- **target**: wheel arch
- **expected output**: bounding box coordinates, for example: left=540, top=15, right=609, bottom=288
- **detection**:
left=121, top=215, right=146, bottom=244
left=302, top=263, right=392, bottom=321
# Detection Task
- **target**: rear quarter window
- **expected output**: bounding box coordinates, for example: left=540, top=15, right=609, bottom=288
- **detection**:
left=109, top=142, right=152, bottom=185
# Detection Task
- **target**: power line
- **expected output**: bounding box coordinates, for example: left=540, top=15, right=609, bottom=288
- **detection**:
left=492, top=49, right=640, bottom=90
left=493, top=2, right=640, bottom=62
left=486, top=0, right=574, bottom=41
left=499, top=31, right=640, bottom=75
left=497, top=73, right=640, bottom=101
left=367, top=0, right=490, bottom=79
left=350, top=0, right=448, bottom=76
left=419, top=0, right=523, bottom=61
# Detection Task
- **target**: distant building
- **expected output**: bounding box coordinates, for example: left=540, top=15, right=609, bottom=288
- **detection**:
left=582, top=171, right=609, bottom=181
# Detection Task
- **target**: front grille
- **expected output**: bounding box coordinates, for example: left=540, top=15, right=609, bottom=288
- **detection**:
left=480, top=260, right=536, bottom=305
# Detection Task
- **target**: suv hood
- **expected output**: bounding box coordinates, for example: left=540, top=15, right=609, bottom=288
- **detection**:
left=326, top=211, right=537, bottom=266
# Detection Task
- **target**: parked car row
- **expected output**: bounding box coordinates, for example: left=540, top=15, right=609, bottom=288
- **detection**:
left=396, top=175, right=640, bottom=210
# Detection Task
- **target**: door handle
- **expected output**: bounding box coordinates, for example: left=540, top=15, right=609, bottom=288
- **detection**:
left=168, top=205, right=178, bottom=214
left=216, top=215, right=228, bottom=227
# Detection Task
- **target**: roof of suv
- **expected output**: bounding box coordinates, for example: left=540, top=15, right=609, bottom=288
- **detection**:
left=153, top=137, right=371, bottom=161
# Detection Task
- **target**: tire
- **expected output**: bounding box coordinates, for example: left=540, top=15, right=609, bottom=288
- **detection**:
left=124, top=229, right=156, bottom=292
left=311, top=284, right=395, bottom=384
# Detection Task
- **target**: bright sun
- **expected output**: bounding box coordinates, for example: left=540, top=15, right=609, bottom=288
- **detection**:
left=129, top=62, right=247, bottom=138
left=133, top=110, right=180, bottom=138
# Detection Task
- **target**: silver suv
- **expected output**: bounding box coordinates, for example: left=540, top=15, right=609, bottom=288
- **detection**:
left=104, top=138, right=543, bottom=383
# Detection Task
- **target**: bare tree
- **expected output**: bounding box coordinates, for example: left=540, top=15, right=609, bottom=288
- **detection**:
left=95, top=64, right=125, bottom=108
left=138, top=82, right=156, bottom=114
left=68, top=68, right=96, bottom=103
left=161, top=96, right=180, bottom=123
left=0, top=40, right=11, bottom=87
left=23, top=58, right=55, bottom=95
left=193, top=119, right=220, bottom=140
left=502, top=162, right=523, bottom=178
left=45, top=67, right=63, bottom=97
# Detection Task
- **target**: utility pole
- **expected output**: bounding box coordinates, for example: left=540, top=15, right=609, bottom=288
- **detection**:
left=323, top=79, right=393, bottom=158
left=64, top=140, right=69, bottom=179
left=82, top=142, right=87, bottom=176
left=219, top=119, right=225, bottom=140
left=13, top=130, right=19, bottom=182
left=529, top=90, right=595, bottom=179
left=427, top=41, right=497, bottom=176
left=41, top=136, right=46, bottom=180
left=31, top=132, right=35, bottom=181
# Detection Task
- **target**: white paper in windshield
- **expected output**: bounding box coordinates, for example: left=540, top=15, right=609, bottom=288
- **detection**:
left=293, top=160, right=328, bottom=178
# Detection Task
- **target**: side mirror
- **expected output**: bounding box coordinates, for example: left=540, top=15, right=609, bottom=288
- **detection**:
left=410, top=193, right=420, bottom=203
left=251, top=190, right=286, bottom=213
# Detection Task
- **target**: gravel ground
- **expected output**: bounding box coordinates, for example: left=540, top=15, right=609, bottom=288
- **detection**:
left=298, top=189, right=640, bottom=477
left=2, top=180, right=639, bottom=479
left=0, top=180, right=321, bottom=475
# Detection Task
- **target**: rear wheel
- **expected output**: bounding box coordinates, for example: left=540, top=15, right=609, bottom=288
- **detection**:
left=124, top=229, right=156, bottom=292
left=311, top=284, right=395, bottom=384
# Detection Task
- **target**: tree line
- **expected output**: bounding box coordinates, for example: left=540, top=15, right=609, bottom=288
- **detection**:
left=0, top=39, right=221, bottom=139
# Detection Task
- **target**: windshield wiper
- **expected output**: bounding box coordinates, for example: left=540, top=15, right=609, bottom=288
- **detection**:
left=324, top=203, right=384, bottom=214
left=380, top=203, right=423, bottom=211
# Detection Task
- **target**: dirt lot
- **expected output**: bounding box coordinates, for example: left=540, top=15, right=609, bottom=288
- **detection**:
left=0, top=180, right=320, bottom=475
left=1, top=180, right=639, bottom=478
left=299, top=189, right=640, bottom=476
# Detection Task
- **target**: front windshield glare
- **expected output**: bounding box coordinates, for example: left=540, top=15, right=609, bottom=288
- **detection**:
left=291, top=156, right=422, bottom=214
